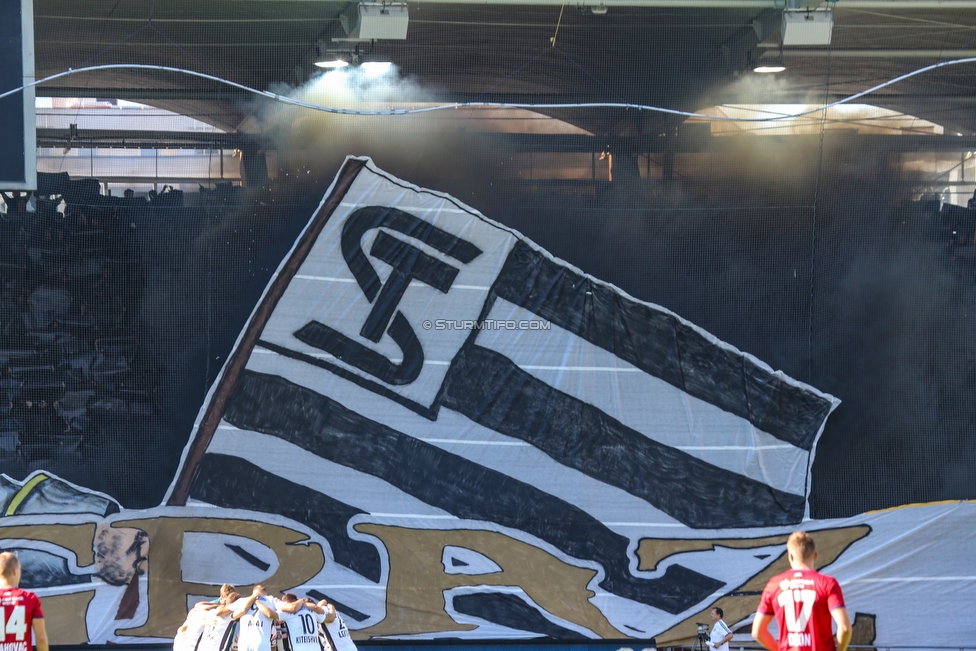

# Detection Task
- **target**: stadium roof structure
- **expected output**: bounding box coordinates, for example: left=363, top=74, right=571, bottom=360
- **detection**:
left=30, top=0, right=976, bottom=141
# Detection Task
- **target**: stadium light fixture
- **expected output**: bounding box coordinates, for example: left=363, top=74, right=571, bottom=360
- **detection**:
left=336, top=2, right=409, bottom=42
left=782, top=7, right=833, bottom=46
left=361, top=61, right=393, bottom=75
left=751, top=49, right=785, bottom=74
left=753, top=62, right=786, bottom=73
left=315, top=58, right=350, bottom=69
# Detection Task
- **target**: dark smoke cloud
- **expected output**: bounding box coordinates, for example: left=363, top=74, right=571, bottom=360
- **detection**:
left=808, top=163, right=976, bottom=516
left=134, top=192, right=320, bottom=505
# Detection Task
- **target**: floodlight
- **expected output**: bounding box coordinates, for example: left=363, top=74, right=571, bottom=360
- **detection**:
left=753, top=54, right=786, bottom=73
left=315, top=58, right=350, bottom=69
left=782, top=8, right=833, bottom=46
left=361, top=61, right=393, bottom=76
left=337, top=2, right=409, bottom=42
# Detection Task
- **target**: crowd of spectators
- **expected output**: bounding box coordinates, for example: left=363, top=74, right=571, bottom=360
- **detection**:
left=0, top=173, right=155, bottom=478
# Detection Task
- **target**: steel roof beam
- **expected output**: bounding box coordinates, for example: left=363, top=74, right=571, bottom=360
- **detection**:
left=36, top=128, right=976, bottom=153
left=226, top=0, right=976, bottom=6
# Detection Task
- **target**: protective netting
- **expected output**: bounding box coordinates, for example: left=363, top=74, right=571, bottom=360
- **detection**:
left=2, top=1, right=975, bottom=522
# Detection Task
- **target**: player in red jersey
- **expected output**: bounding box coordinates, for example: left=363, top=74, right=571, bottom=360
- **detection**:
left=752, top=532, right=852, bottom=651
left=0, top=552, right=48, bottom=651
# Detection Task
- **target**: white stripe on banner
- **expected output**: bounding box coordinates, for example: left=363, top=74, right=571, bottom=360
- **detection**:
left=337, top=201, right=478, bottom=215
left=294, top=275, right=492, bottom=292
left=474, top=297, right=809, bottom=496
left=243, top=350, right=684, bottom=531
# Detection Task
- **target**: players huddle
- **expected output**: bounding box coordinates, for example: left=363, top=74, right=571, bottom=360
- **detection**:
left=174, top=585, right=356, bottom=651
left=173, top=531, right=848, bottom=651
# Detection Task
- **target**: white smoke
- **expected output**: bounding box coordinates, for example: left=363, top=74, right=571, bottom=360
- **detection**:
left=251, top=64, right=492, bottom=189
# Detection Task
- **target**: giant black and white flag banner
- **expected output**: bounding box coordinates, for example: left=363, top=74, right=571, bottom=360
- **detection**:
left=162, top=155, right=841, bottom=637
left=3, top=157, right=975, bottom=647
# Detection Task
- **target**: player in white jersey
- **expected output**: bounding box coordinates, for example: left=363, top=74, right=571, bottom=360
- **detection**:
left=196, top=591, right=240, bottom=651
left=232, top=585, right=278, bottom=651
left=275, top=594, right=326, bottom=651
left=319, top=600, right=356, bottom=651
left=174, top=600, right=217, bottom=651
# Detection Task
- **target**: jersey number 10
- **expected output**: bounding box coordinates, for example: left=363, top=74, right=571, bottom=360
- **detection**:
left=299, top=614, right=316, bottom=636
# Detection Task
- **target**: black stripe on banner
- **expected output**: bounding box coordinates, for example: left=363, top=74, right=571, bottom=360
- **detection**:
left=491, top=240, right=832, bottom=451
left=451, top=592, right=590, bottom=640
left=215, top=369, right=723, bottom=614
left=305, top=591, right=369, bottom=623
left=225, top=543, right=271, bottom=571
left=439, top=345, right=806, bottom=529
left=256, top=339, right=438, bottom=420
left=189, top=453, right=382, bottom=582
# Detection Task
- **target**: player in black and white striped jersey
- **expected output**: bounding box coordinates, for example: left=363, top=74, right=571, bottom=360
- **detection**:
left=317, top=600, right=356, bottom=651
left=196, top=589, right=241, bottom=651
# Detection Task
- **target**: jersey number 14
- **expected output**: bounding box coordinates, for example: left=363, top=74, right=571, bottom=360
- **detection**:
left=1, top=606, right=27, bottom=641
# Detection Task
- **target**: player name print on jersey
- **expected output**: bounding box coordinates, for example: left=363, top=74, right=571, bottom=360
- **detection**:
left=0, top=643, right=29, bottom=651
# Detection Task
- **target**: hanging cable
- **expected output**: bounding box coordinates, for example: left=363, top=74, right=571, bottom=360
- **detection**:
left=6, top=58, right=976, bottom=122
left=550, top=4, right=566, bottom=47
left=807, top=46, right=833, bottom=384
